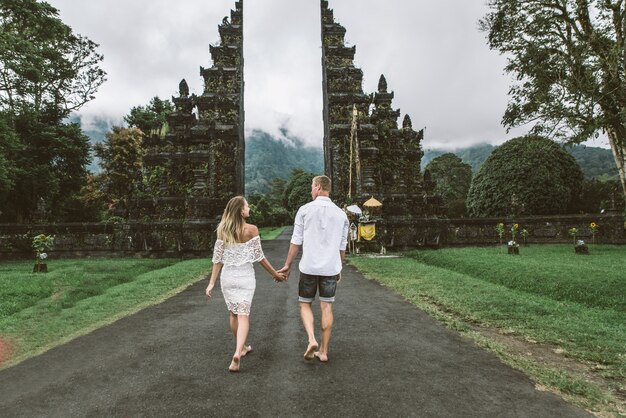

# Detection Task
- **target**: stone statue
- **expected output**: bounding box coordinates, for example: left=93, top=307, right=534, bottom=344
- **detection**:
left=378, top=74, right=387, bottom=93
left=179, top=79, right=189, bottom=97
left=402, top=114, right=412, bottom=129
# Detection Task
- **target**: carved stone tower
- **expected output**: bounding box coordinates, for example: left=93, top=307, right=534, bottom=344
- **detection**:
left=321, top=0, right=440, bottom=245
left=140, top=0, right=244, bottom=222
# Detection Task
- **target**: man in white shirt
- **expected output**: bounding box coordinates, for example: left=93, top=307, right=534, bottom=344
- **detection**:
left=279, top=175, right=349, bottom=362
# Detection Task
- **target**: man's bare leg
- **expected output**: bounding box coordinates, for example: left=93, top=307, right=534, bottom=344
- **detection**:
left=299, top=302, right=318, bottom=359
left=315, top=302, right=333, bottom=362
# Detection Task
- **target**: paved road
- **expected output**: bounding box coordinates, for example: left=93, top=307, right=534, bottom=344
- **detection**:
left=0, top=228, right=591, bottom=417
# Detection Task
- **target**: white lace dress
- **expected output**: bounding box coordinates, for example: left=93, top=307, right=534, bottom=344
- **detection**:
left=212, top=236, right=265, bottom=315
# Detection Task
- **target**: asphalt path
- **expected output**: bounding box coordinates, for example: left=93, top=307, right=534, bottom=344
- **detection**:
left=0, top=227, right=591, bottom=417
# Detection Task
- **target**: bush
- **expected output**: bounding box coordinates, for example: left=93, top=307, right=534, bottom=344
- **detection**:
left=424, top=153, right=472, bottom=217
left=466, top=136, right=584, bottom=217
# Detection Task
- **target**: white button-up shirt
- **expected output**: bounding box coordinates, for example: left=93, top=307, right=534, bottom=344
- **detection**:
left=291, top=196, right=349, bottom=276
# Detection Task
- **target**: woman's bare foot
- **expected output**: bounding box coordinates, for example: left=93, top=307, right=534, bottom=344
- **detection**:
left=304, top=342, right=318, bottom=360
left=229, top=355, right=241, bottom=372
left=241, top=345, right=253, bottom=357
left=314, top=351, right=328, bottom=362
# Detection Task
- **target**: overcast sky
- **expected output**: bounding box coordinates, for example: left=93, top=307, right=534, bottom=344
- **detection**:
left=45, top=0, right=549, bottom=150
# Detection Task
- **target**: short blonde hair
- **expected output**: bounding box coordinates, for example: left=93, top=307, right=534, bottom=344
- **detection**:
left=313, top=175, right=331, bottom=192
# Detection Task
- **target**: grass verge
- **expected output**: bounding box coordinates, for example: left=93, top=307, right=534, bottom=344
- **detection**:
left=348, top=244, right=625, bottom=416
left=259, top=226, right=287, bottom=240
left=0, top=258, right=210, bottom=369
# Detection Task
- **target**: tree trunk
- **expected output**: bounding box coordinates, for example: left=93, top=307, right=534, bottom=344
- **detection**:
left=607, top=127, right=626, bottom=198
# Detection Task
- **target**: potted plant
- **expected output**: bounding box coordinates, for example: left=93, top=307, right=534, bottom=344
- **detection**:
left=507, top=223, right=520, bottom=254
left=32, top=234, right=54, bottom=272
left=568, top=227, right=588, bottom=254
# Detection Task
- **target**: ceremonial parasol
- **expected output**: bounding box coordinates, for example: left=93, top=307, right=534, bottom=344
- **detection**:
left=363, top=196, right=382, bottom=208
left=346, top=204, right=362, bottom=215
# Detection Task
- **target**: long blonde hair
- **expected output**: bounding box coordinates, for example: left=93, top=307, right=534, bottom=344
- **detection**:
left=217, top=196, right=247, bottom=244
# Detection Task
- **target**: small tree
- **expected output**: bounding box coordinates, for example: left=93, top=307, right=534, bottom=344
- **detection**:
left=283, top=169, right=316, bottom=215
left=93, top=127, right=144, bottom=217
left=124, top=97, right=173, bottom=137
left=424, top=153, right=473, bottom=217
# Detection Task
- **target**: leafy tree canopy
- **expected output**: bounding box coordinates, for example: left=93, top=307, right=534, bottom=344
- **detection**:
left=283, top=169, right=316, bottom=215
left=425, top=153, right=473, bottom=217
left=0, top=0, right=106, bottom=120
left=480, top=0, right=626, bottom=196
left=466, top=135, right=584, bottom=217
left=0, top=0, right=105, bottom=222
left=1, top=112, right=91, bottom=222
left=0, top=112, right=20, bottom=200
left=124, top=96, right=173, bottom=137
left=93, top=127, right=144, bottom=216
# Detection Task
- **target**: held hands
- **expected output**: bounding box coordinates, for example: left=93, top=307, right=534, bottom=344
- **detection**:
left=273, top=271, right=287, bottom=282
left=277, top=265, right=290, bottom=282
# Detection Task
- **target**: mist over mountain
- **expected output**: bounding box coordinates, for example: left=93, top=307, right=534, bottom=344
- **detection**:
left=75, top=116, right=617, bottom=187
left=75, top=119, right=325, bottom=192
left=245, top=129, right=324, bottom=195
left=422, top=144, right=496, bottom=172
left=422, top=143, right=617, bottom=180
left=69, top=114, right=115, bottom=173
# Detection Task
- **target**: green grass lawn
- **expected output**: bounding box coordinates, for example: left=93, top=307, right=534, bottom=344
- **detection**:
left=349, top=244, right=626, bottom=415
left=0, top=258, right=211, bottom=369
left=259, top=226, right=287, bottom=240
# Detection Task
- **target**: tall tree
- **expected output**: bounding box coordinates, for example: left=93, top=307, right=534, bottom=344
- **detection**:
left=283, top=169, right=316, bottom=215
left=5, top=112, right=91, bottom=222
left=93, top=127, right=144, bottom=217
left=124, top=96, right=173, bottom=137
left=0, top=0, right=105, bottom=222
left=0, top=112, right=20, bottom=207
left=0, top=0, right=106, bottom=120
left=480, top=1, right=626, bottom=196
left=424, top=153, right=473, bottom=217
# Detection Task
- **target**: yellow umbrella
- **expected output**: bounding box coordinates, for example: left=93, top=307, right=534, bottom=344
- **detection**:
left=363, top=196, right=382, bottom=208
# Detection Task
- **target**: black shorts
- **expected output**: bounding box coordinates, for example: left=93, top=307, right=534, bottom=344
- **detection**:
left=298, top=273, right=338, bottom=303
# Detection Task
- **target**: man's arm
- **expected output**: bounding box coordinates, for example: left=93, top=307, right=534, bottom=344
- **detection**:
left=278, top=243, right=301, bottom=279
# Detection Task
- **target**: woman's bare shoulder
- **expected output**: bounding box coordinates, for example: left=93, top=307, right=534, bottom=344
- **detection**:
left=242, top=223, right=259, bottom=241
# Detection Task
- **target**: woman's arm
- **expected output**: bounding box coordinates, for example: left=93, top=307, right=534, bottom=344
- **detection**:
left=205, top=262, right=223, bottom=297
left=259, top=257, right=285, bottom=282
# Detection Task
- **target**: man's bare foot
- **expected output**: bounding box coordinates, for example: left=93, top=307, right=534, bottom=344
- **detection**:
left=314, top=351, right=328, bottom=362
left=304, top=342, right=318, bottom=360
left=241, top=345, right=252, bottom=357
left=229, top=355, right=240, bottom=372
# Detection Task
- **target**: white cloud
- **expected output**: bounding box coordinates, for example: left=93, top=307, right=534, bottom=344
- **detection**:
left=48, top=0, right=533, bottom=149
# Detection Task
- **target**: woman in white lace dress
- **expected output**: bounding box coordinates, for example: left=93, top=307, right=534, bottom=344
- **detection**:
left=205, top=196, right=285, bottom=372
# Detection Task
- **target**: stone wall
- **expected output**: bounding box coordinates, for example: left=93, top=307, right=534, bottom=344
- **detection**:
left=0, top=221, right=217, bottom=260
left=382, top=212, right=625, bottom=249
left=2, top=213, right=623, bottom=260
